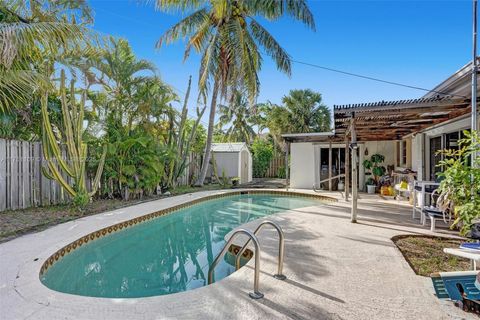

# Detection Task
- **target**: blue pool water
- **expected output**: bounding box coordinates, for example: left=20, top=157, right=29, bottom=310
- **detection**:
left=40, top=194, right=321, bottom=298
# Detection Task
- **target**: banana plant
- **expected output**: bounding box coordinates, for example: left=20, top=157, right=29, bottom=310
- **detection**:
left=41, top=69, right=106, bottom=206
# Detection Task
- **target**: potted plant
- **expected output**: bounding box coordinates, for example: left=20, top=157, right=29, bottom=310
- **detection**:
left=363, top=153, right=386, bottom=193
left=366, top=178, right=376, bottom=194
left=231, top=177, right=240, bottom=186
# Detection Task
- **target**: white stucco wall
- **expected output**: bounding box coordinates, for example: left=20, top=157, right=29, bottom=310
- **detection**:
left=290, top=142, right=315, bottom=189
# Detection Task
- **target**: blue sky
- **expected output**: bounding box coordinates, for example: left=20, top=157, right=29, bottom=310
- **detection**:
left=89, top=0, right=474, bottom=117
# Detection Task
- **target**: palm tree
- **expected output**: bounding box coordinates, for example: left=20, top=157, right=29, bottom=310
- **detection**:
left=216, top=91, right=256, bottom=144
left=0, top=0, right=94, bottom=112
left=282, top=89, right=331, bottom=133
left=259, top=89, right=331, bottom=149
left=86, top=37, right=158, bottom=132
left=155, top=0, right=315, bottom=186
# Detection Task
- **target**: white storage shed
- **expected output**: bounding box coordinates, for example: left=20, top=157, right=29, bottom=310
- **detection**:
left=208, top=143, right=253, bottom=184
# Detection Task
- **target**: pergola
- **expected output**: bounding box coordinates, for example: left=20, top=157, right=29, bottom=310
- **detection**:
left=334, top=95, right=472, bottom=141
left=283, top=95, right=475, bottom=222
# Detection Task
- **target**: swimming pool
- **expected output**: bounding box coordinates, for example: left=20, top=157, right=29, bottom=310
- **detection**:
left=40, top=192, right=325, bottom=298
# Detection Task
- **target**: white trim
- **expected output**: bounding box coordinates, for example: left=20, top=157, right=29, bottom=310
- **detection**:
left=281, top=132, right=334, bottom=138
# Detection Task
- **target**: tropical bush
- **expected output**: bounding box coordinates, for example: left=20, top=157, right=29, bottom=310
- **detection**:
left=251, top=138, right=274, bottom=177
left=436, top=130, right=480, bottom=235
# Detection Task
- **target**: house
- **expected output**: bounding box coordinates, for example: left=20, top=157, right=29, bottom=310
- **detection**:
left=207, top=142, right=253, bottom=184
left=283, top=59, right=479, bottom=192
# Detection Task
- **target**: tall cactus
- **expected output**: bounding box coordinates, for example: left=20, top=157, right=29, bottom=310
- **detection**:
left=169, top=76, right=206, bottom=188
left=41, top=70, right=106, bottom=206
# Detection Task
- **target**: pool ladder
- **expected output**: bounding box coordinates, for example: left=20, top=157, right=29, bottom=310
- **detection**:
left=207, top=220, right=286, bottom=299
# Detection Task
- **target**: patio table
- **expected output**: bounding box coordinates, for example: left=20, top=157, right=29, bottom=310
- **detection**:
left=443, top=247, right=480, bottom=270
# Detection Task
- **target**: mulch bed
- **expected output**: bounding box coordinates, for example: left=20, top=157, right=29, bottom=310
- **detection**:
left=393, top=235, right=472, bottom=277
left=0, top=184, right=227, bottom=243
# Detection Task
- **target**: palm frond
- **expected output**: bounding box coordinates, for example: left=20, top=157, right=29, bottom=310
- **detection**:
left=0, top=68, right=50, bottom=112
left=249, top=18, right=291, bottom=76
left=245, top=0, right=315, bottom=30
left=156, top=8, right=209, bottom=48
left=151, top=0, right=204, bottom=12
left=0, top=21, right=92, bottom=68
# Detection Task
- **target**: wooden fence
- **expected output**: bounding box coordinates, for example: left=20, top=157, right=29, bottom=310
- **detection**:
left=0, top=138, right=203, bottom=211
left=0, top=139, right=76, bottom=211
left=253, top=155, right=286, bottom=178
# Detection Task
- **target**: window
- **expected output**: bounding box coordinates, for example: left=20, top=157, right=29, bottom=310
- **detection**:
left=401, top=140, right=407, bottom=166
left=428, top=129, right=469, bottom=181
left=429, top=136, right=442, bottom=181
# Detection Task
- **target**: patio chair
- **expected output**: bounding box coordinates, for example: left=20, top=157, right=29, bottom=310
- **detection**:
left=421, top=189, right=453, bottom=232
left=412, top=180, right=439, bottom=222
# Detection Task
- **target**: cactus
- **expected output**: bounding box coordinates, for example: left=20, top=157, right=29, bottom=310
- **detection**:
left=41, top=70, right=106, bottom=206
left=166, top=76, right=206, bottom=188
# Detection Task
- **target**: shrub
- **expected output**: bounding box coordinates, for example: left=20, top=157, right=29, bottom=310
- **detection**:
left=436, top=130, right=480, bottom=235
left=251, top=138, right=273, bottom=178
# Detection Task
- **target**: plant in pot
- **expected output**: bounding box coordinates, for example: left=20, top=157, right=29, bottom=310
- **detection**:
left=231, top=177, right=240, bottom=186
left=365, top=177, right=376, bottom=194
left=363, top=153, right=386, bottom=193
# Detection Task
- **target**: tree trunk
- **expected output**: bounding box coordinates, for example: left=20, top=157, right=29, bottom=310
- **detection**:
left=195, top=81, right=219, bottom=186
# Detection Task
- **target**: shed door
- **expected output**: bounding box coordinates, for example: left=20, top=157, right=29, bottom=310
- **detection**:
left=241, top=150, right=248, bottom=184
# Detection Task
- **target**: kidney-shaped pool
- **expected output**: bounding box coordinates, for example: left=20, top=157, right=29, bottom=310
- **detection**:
left=40, top=192, right=325, bottom=298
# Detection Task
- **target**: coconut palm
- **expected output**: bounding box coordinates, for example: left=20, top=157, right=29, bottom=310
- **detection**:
left=155, top=0, right=315, bottom=185
left=216, top=91, right=256, bottom=144
left=0, top=0, right=94, bottom=112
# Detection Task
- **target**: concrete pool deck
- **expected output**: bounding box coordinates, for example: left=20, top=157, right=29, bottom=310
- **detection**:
left=0, top=189, right=474, bottom=319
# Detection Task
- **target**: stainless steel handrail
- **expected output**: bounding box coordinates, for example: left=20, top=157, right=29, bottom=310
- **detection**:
left=235, top=220, right=286, bottom=281
left=207, top=228, right=263, bottom=299
left=313, top=173, right=346, bottom=191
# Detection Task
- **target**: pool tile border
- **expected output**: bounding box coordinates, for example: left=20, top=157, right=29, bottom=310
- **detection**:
left=39, top=190, right=335, bottom=276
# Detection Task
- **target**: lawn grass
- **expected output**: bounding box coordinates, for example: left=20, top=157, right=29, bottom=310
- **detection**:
left=393, top=235, right=472, bottom=277
left=0, top=184, right=228, bottom=243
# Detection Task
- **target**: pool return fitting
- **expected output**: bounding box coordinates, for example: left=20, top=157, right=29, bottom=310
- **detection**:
left=207, top=220, right=286, bottom=299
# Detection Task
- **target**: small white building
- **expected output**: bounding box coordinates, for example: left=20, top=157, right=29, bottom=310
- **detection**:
left=208, top=143, right=253, bottom=184
left=284, top=58, right=479, bottom=192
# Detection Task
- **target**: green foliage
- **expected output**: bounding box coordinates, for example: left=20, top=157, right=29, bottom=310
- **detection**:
left=436, top=130, right=480, bottom=235
left=362, top=159, right=372, bottom=170
left=277, top=166, right=286, bottom=179
left=72, top=191, right=90, bottom=209
left=372, top=166, right=386, bottom=177
left=363, top=153, right=385, bottom=187
left=216, top=91, right=256, bottom=144
left=157, top=0, right=316, bottom=185
left=41, top=70, right=106, bottom=207
left=231, top=177, right=240, bottom=186
left=0, top=0, right=95, bottom=112
left=102, top=129, right=166, bottom=199
left=371, top=153, right=385, bottom=164
left=162, top=76, right=206, bottom=189
left=255, top=89, right=331, bottom=149
left=251, top=138, right=273, bottom=177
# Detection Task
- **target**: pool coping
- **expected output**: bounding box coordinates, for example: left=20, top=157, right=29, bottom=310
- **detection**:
left=11, top=189, right=335, bottom=308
